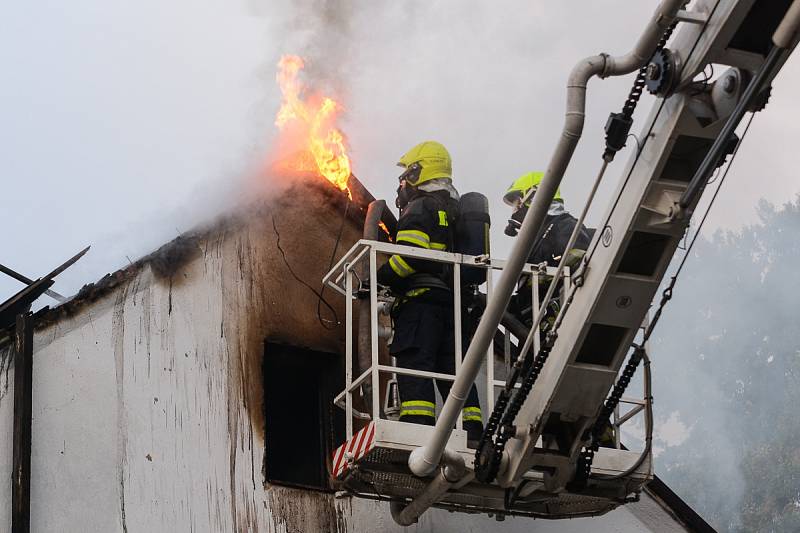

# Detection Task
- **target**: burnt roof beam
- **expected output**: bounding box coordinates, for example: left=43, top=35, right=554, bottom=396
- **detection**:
left=0, top=263, right=66, bottom=303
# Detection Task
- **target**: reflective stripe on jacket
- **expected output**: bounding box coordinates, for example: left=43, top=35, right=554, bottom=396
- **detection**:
left=377, top=191, right=458, bottom=298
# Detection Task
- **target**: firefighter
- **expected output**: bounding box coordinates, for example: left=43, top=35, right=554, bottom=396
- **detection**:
left=503, top=172, right=614, bottom=446
left=376, top=141, right=484, bottom=445
left=502, top=171, right=594, bottom=328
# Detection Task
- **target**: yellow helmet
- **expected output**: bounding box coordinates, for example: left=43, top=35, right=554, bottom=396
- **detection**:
left=397, top=141, right=452, bottom=186
left=503, top=171, right=562, bottom=206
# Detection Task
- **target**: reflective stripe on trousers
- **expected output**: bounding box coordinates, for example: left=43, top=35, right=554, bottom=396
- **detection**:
left=462, top=406, right=482, bottom=422
left=400, top=400, right=435, bottom=418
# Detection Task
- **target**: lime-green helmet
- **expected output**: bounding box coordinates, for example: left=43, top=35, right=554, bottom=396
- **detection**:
left=503, top=171, right=562, bottom=206
left=397, top=141, right=452, bottom=186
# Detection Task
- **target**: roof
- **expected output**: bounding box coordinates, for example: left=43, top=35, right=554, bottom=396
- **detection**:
left=645, top=476, right=716, bottom=532
left=0, top=247, right=89, bottom=332
left=0, top=172, right=395, bottom=346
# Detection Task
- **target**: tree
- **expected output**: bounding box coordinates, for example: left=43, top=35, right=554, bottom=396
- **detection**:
left=652, top=197, right=800, bottom=532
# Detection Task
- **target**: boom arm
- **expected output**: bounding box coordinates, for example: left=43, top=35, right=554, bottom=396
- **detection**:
left=499, top=0, right=800, bottom=489
left=414, top=0, right=800, bottom=495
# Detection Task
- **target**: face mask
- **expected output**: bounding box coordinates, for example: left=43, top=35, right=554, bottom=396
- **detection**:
left=396, top=180, right=414, bottom=210
left=504, top=204, right=529, bottom=236
left=395, top=163, right=422, bottom=210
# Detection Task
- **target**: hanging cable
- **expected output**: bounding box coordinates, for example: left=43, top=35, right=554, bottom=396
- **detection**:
left=317, top=199, right=351, bottom=329
left=272, top=216, right=340, bottom=329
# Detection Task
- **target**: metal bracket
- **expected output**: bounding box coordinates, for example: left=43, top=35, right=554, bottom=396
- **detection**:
left=640, top=187, right=684, bottom=226
left=674, top=9, right=707, bottom=25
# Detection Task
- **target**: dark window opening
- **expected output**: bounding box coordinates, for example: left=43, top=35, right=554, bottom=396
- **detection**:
left=575, top=324, right=629, bottom=367
left=617, top=231, right=671, bottom=277
left=263, top=341, right=344, bottom=491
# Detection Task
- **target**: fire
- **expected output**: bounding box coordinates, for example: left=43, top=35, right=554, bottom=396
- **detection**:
left=274, top=55, right=352, bottom=197
left=379, top=221, right=392, bottom=241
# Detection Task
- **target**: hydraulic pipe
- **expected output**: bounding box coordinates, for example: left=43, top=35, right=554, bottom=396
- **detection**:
left=774, top=0, right=800, bottom=50
left=358, top=200, right=387, bottom=412
left=408, top=0, right=687, bottom=479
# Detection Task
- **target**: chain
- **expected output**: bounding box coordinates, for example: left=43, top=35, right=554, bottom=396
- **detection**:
left=603, top=20, right=679, bottom=162
left=623, top=21, right=678, bottom=120
left=571, top=345, right=646, bottom=489
left=475, top=329, right=557, bottom=483
left=475, top=258, right=583, bottom=483
left=571, top=280, right=673, bottom=488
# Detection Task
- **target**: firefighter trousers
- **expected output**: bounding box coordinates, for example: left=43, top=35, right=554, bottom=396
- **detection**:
left=389, top=298, right=484, bottom=442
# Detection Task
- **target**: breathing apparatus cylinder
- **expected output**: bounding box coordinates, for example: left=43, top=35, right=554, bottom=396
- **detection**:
left=455, top=192, right=491, bottom=285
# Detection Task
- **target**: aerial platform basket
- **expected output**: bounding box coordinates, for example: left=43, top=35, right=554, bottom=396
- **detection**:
left=322, top=240, right=653, bottom=520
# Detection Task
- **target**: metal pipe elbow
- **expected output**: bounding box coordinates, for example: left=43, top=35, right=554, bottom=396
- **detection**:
left=394, top=452, right=466, bottom=526
left=604, top=0, right=686, bottom=76
left=408, top=445, right=465, bottom=479
left=441, top=448, right=467, bottom=482
left=408, top=445, right=438, bottom=477
left=564, top=55, right=607, bottom=140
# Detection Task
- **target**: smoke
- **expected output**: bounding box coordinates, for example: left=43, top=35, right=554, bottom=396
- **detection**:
left=650, top=324, right=749, bottom=528
left=279, top=1, right=356, bottom=89
left=243, top=1, right=668, bottom=266
left=648, top=200, right=800, bottom=530
left=247, top=0, right=360, bottom=97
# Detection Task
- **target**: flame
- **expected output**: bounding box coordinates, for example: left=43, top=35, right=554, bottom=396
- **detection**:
left=274, top=55, right=352, bottom=197
left=378, top=221, right=392, bottom=241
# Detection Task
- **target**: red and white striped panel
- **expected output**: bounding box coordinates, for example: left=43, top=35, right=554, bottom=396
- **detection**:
left=331, top=422, right=376, bottom=479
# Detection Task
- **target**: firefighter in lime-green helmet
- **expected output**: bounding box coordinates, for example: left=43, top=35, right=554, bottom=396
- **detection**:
left=502, top=171, right=562, bottom=236
left=502, top=171, right=590, bottom=268
left=503, top=170, right=594, bottom=324
left=376, top=140, right=484, bottom=445
left=503, top=171, right=563, bottom=205
left=503, top=172, right=612, bottom=445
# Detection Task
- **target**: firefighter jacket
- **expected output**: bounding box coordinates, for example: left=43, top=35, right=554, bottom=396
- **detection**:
left=377, top=190, right=458, bottom=301
left=529, top=212, right=593, bottom=269
left=512, top=212, right=594, bottom=322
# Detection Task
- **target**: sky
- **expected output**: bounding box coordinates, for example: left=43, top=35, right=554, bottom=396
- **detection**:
left=1, top=1, right=798, bottom=299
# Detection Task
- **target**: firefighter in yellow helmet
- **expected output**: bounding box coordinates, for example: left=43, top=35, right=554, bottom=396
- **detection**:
left=504, top=172, right=615, bottom=447
left=503, top=171, right=594, bottom=326
left=376, top=141, right=484, bottom=445
left=503, top=171, right=592, bottom=268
